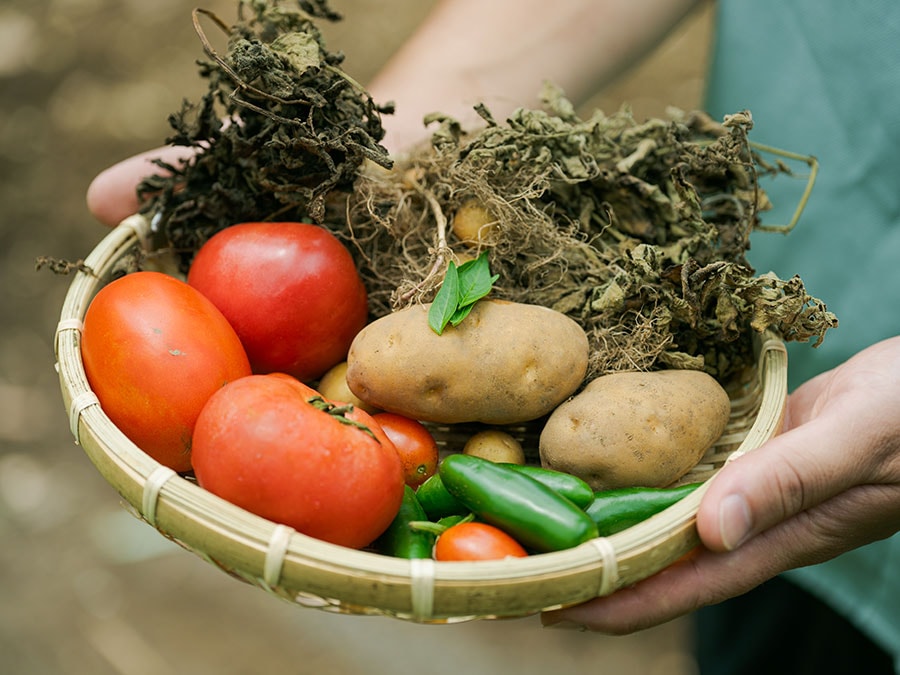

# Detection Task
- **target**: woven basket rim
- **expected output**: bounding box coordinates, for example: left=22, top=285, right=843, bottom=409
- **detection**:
left=55, top=215, right=788, bottom=622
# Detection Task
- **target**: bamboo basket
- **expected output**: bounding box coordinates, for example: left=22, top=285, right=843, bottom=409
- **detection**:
left=55, top=213, right=788, bottom=623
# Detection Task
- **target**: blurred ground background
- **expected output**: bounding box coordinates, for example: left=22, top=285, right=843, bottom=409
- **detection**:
left=0, top=1, right=713, bottom=673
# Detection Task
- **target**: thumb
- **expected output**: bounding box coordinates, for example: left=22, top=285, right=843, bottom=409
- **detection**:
left=696, top=412, right=855, bottom=553
left=86, top=146, right=194, bottom=227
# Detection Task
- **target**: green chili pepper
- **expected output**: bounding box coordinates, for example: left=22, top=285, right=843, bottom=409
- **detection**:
left=585, top=482, right=703, bottom=536
left=438, top=454, right=599, bottom=552
left=408, top=513, right=474, bottom=537
left=417, top=462, right=595, bottom=517
left=415, top=473, right=466, bottom=519
left=435, top=513, right=471, bottom=529
left=498, top=463, right=595, bottom=509
left=373, top=486, right=435, bottom=559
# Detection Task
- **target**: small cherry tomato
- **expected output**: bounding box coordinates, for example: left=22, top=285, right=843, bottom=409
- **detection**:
left=373, top=412, right=440, bottom=489
left=433, top=521, right=528, bottom=561
left=192, top=373, right=405, bottom=549
left=81, top=271, right=252, bottom=472
left=187, top=222, right=369, bottom=382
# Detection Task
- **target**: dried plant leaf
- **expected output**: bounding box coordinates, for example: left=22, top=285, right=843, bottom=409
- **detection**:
left=137, top=1, right=392, bottom=264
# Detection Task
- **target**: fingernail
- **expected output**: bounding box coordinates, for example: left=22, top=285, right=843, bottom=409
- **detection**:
left=719, top=493, right=752, bottom=550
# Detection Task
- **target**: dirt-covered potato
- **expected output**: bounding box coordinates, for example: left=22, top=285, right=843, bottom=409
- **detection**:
left=539, top=369, right=731, bottom=490
left=346, top=299, right=589, bottom=424
left=451, top=200, right=497, bottom=245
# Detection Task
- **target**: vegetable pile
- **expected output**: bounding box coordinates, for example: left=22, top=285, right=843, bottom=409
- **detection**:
left=65, top=1, right=841, bottom=560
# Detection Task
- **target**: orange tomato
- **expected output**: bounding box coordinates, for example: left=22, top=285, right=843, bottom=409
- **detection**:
left=81, top=271, right=252, bottom=472
left=433, top=521, right=528, bottom=561
left=192, top=373, right=405, bottom=549
left=372, top=412, right=440, bottom=489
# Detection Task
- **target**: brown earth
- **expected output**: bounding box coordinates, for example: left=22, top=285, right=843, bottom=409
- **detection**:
left=0, top=1, right=713, bottom=673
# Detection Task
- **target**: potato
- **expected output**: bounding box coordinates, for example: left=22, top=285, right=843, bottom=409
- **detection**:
left=346, top=299, right=589, bottom=424
left=463, top=430, right=526, bottom=464
left=316, top=361, right=380, bottom=414
left=539, top=369, right=731, bottom=490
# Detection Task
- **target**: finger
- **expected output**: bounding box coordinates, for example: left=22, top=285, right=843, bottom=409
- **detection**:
left=86, top=146, right=195, bottom=227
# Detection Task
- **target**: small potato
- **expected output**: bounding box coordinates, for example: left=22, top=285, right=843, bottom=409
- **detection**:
left=346, top=299, right=589, bottom=424
left=539, top=369, right=731, bottom=490
left=451, top=200, right=497, bottom=245
left=463, top=430, right=526, bottom=464
left=316, top=361, right=380, bottom=414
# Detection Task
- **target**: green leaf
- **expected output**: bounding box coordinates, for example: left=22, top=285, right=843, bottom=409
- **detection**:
left=428, top=252, right=499, bottom=335
left=456, top=252, right=500, bottom=308
left=449, top=303, right=475, bottom=326
left=428, top=262, right=460, bottom=335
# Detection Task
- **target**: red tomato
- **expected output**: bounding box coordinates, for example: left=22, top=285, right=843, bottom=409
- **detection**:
left=372, top=413, right=439, bottom=489
left=267, top=372, right=321, bottom=398
left=434, top=522, right=528, bottom=561
left=186, top=222, right=369, bottom=382
left=192, top=373, right=405, bottom=549
left=81, top=271, right=252, bottom=472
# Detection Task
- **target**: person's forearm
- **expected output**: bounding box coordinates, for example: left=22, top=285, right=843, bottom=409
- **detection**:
left=369, top=0, right=703, bottom=152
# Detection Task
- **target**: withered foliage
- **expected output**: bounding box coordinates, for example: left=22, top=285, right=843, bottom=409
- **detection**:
left=138, top=0, right=836, bottom=383
left=138, top=0, right=392, bottom=259
left=349, top=88, right=837, bottom=380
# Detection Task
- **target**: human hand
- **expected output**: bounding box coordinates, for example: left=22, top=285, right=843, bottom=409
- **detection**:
left=86, top=146, right=194, bottom=227
left=542, top=336, right=900, bottom=632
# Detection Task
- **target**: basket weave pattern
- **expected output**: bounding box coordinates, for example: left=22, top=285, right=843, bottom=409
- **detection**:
left=55, top=215, right=788, bottom=622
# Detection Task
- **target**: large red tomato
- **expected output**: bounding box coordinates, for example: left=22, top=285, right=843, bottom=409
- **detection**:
left=81, top=271, right=252, bottom=472
left=191, top=373, right=405, bottom=549
left=186, top=222, right=369, bottom=382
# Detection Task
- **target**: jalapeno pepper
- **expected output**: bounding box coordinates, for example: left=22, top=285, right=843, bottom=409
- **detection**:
left=415, top=473, right=465, bottom=520
left=438, top=454, right=598, bottom=552
left=498, top=463, right=595, bottom=509
left=585, top=482, right=703, bottom=536
left=417, top=462, right=595, bottom=517
left=373, top=486, right=435, bottom=559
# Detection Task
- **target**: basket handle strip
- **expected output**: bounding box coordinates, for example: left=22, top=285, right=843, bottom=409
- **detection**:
left=586, top=537, right=620, bottom=596
left=263, top=524, right=295, bottom=589
left=409, top=558, right=436, bottom=620
left=55, top=318, right=84, bottom=357
left=141, top=465, right=178, bottom=528
left=67, top=390, right=100, bottom=445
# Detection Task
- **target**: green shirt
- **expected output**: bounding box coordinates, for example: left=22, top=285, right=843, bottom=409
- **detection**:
left=706, top=0, right=900, bottom=668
